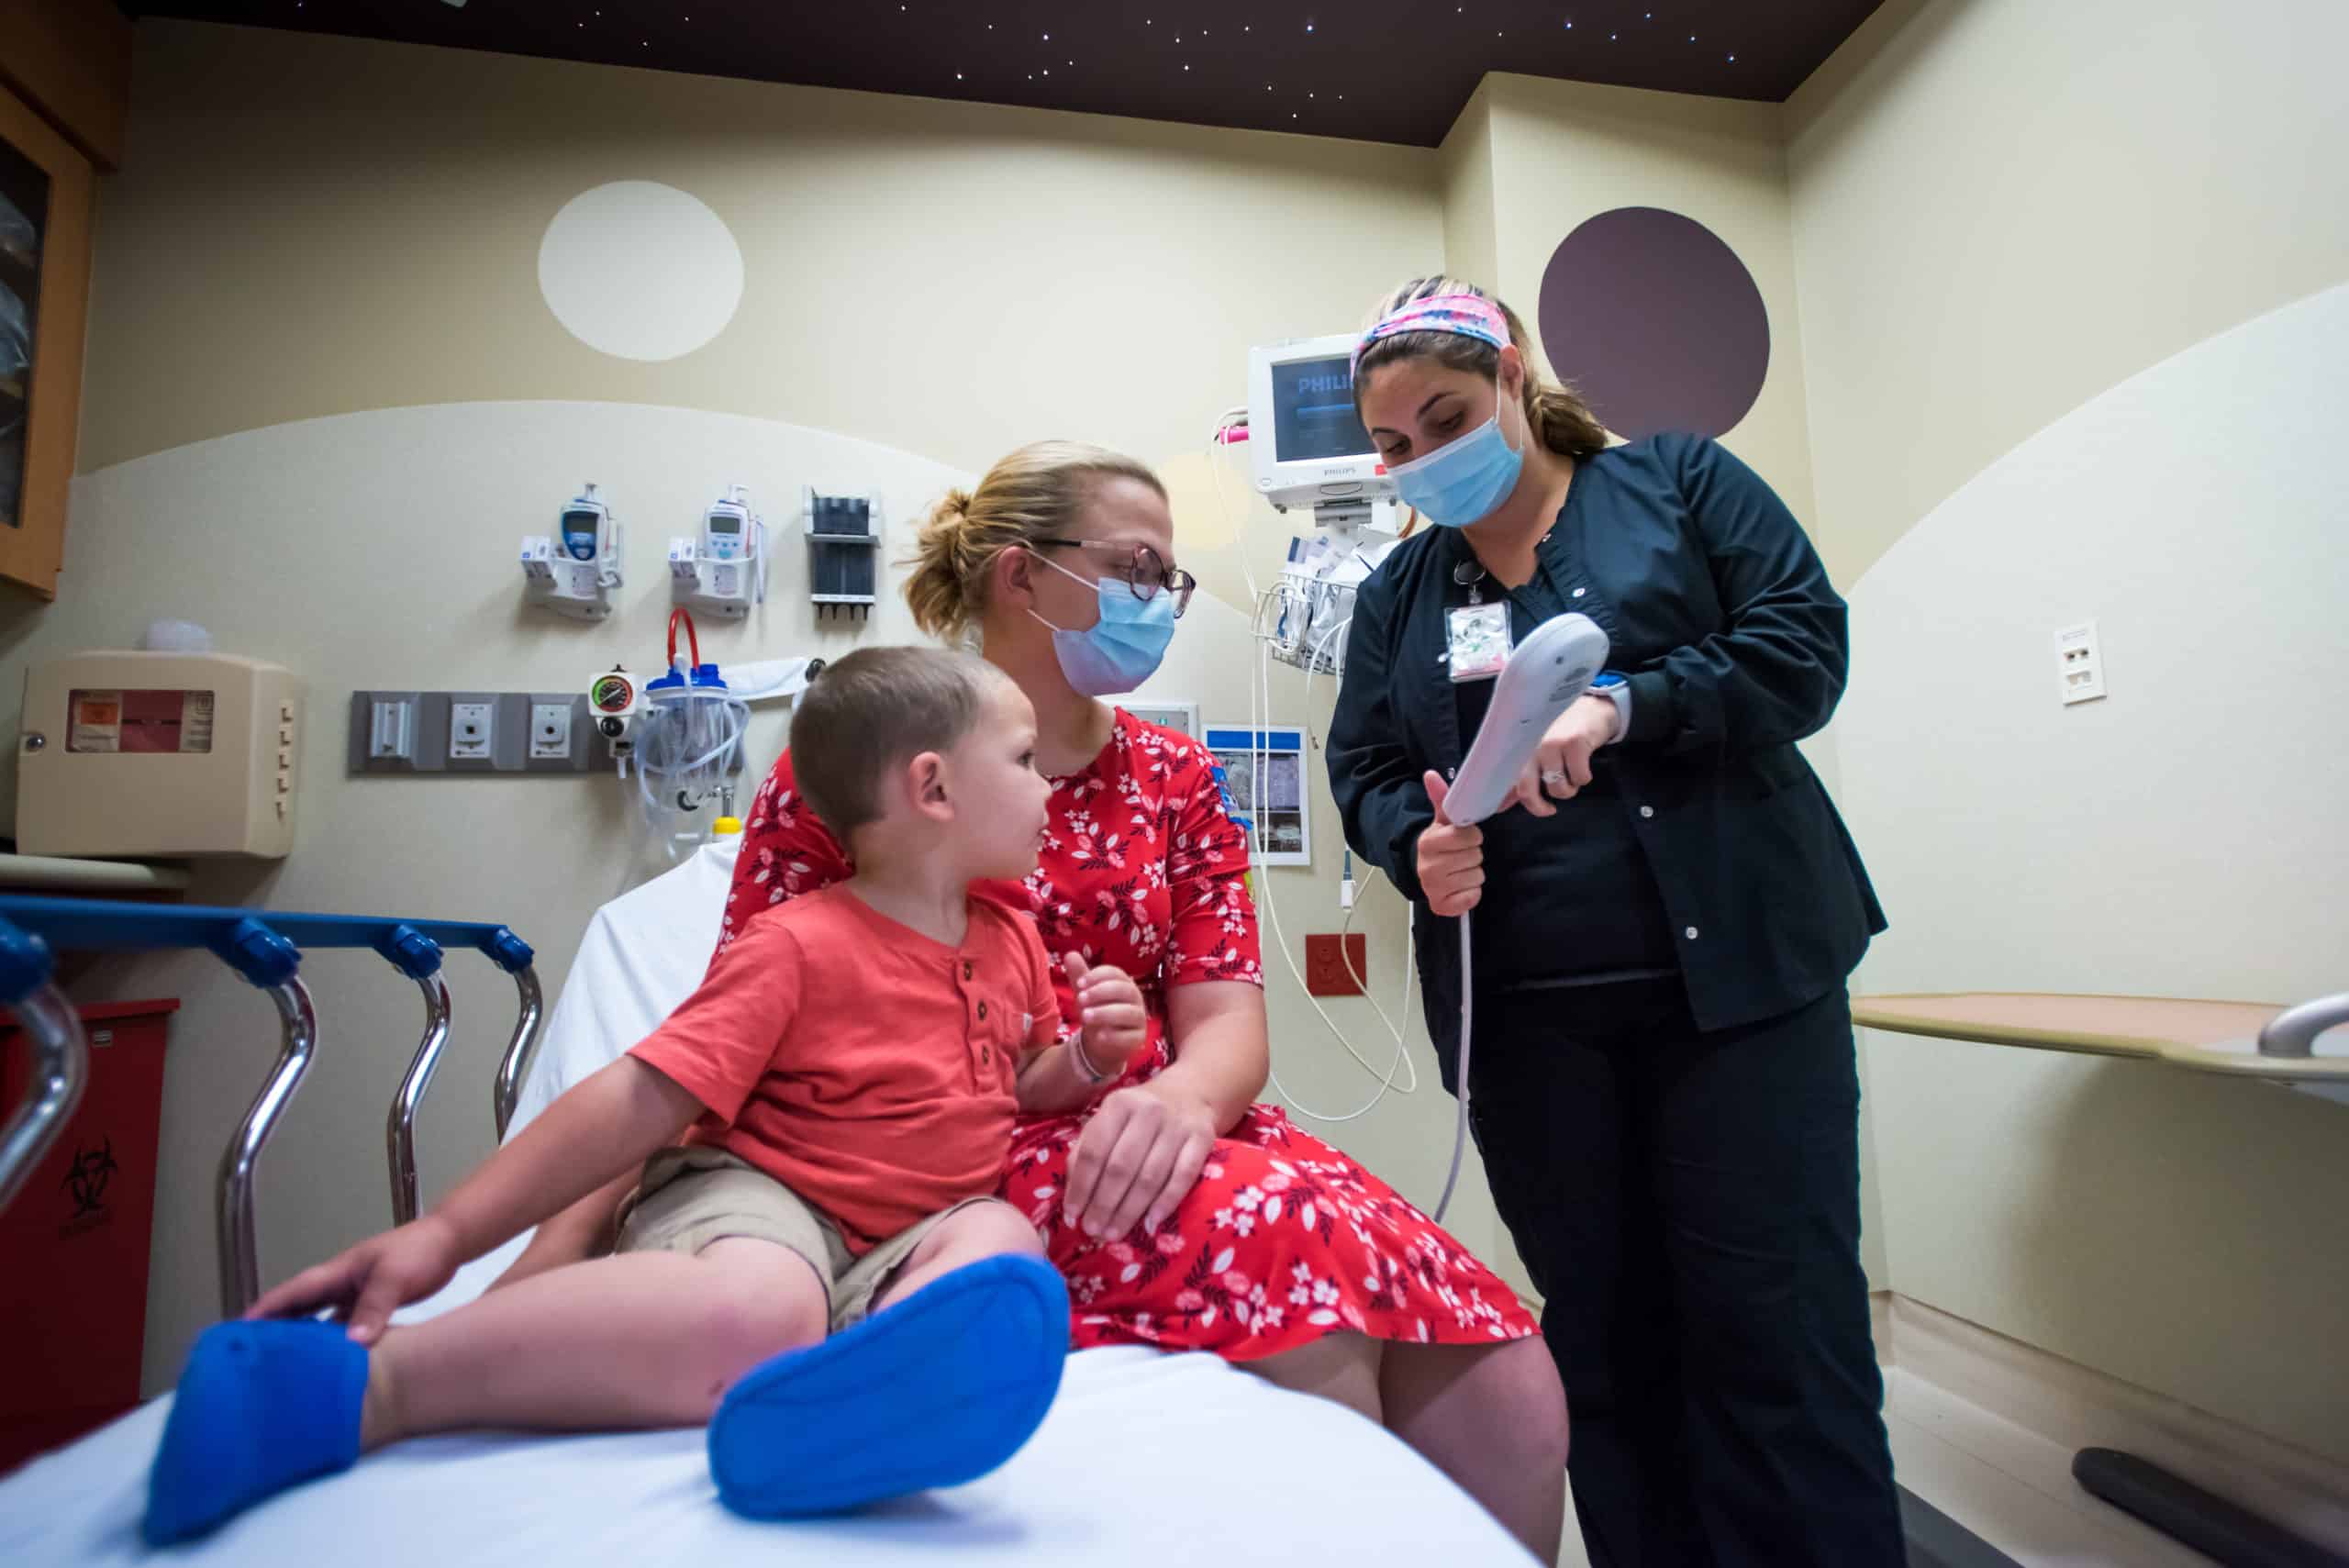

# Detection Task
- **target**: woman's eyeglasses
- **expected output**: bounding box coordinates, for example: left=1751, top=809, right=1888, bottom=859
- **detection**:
left=1033, top=539, right=1198, bottom=618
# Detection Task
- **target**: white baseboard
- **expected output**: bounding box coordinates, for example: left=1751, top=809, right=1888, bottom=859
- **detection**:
left=1876, top=1291, right=2349, bottom=1558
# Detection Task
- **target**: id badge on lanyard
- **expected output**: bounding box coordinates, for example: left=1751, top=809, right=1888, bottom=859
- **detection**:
left=1446, top=598, right=1512, bottom=684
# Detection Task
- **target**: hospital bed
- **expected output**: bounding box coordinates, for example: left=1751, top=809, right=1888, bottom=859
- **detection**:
left=0, top=844, right=1533, bottom=1565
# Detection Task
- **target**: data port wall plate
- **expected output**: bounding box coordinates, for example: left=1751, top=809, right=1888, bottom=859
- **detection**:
left=523, top=694, right=593, bottom=773
left=2055, top=621, right=2108, bottom=706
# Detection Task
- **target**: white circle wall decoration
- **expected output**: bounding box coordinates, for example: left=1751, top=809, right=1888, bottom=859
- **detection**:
left=538, top=181, right=744, bottom=361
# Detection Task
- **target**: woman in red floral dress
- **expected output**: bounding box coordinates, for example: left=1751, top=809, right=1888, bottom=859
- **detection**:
left=521, top=442, right=1566, bottom=1555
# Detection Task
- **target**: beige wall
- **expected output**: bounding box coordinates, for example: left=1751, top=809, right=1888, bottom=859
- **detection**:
left=1790, top=0, right=2349, bottom=1464
left=1788, top=0, right=2349, bottom=584
left=73, top=22, right=1442, bottom=479
left=1437, top=83, right=1500, bottom=306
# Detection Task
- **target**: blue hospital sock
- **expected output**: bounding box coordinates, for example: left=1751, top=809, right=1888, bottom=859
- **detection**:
left=143, top=1319, right=369, bottom=1544
left=707, top=1252, right=1069, bottom=1518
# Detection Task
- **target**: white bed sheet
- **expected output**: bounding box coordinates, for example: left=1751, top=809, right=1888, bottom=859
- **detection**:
left=0, top=843, right=1531, bottom=1564
left=1, top=1341, right=1523, bottom=1566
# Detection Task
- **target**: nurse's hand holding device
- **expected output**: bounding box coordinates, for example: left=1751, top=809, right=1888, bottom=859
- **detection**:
left=1437, top=611, right=1610, bottom=827
left=1415, top=612, right=1609, bottom=915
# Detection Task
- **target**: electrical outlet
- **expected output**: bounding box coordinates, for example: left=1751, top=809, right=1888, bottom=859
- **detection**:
left=1304, top=933, right=1368, bottom=997
left=529, top=702, right=573, bottom=761
left=450, top=701, right=495, bottom=761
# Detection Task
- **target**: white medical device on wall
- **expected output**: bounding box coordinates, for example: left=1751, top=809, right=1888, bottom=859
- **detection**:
left=521, top=482, right=624, bottom=621
left=1244, top=334, right=1402, bottom=679
left=16, top=651, right=302, bottom=859
left=669, top=484, right=767, bottom=619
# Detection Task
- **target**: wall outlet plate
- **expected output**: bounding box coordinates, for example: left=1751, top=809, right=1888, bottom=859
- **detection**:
left=450, top=700, right=495, bottom=761
left=2056, top=621, right=2107, bottom=706
left=529, top=701, right=571, bottom=760
left=1304, top=933, right=1368, bottom=997
left=524, top=693, right=593, bottom=773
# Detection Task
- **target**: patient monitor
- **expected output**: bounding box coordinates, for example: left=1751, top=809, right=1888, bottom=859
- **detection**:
left=17, top=651, right=303, bottom=858
left=1245, top=334, right=1402, bottom=675
left=1247, top=332, right=1395, bottom=520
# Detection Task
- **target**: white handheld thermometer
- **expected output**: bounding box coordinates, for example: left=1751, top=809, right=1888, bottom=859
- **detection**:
left=1442, top=612, right=1611, bottom=826
left=1431, top=611, right=1611, bottom=1226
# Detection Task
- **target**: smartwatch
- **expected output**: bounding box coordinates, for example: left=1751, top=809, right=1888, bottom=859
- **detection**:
left=1591, top=671, right=1631, bottom=744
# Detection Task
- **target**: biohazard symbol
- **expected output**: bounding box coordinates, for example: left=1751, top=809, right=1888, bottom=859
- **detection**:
left=62, top=1137, right=118, bottom=1218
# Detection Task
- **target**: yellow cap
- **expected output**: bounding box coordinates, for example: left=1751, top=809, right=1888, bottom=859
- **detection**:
left=712, top=816, right=743, bottom=836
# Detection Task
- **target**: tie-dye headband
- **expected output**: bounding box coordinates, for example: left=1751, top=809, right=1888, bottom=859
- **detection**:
left=1353, top=291, right=1510, bottom=373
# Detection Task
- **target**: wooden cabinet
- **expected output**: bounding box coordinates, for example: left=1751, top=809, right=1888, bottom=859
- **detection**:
left=0, top=83, right=95, bottom=600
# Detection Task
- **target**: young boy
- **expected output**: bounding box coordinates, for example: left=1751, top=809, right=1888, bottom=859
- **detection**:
left=144, top=646, right=1151, bottom=1542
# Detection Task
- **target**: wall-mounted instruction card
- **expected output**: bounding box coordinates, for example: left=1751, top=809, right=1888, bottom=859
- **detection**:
left=1205, top=724, right=1309, bottom=866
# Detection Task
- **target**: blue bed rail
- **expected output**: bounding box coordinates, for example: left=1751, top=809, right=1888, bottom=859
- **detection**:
left=0, top=896, right=546, bottom=1318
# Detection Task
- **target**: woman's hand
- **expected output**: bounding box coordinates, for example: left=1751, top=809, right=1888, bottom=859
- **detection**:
left=1065, top=953, right=1149, bottom=1079
left=246, top=1215, right=462, bottom=1345
left=1507, top=695, right=1619, bottom=817
left=1415, top=771, right=1486, bottom=917
left=1062, top=1078, right=1219, bottom=1241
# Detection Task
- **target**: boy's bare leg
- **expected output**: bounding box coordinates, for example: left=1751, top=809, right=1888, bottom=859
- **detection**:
left=364, top=1238, right=826, bottom=1448
left=868, top=1199, right=1046, bottom=1313
left=488, top=1170, right=637, bottom=1292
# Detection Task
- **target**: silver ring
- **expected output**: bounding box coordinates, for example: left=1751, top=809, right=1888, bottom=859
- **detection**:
left=1542, top=769, right=1569, bottom=786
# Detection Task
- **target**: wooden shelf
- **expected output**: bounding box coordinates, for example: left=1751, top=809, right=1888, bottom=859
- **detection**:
left=1854, top=991, right=2349, bottom=1091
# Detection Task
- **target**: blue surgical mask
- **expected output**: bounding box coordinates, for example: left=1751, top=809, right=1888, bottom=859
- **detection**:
left=1029, top=553, right=1177, bottom=695
left=1387, top=396, right=1525, bottom=528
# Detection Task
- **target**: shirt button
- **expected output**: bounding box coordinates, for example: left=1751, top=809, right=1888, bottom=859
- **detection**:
left=1684, top=926, right=1700, bottom=940
left=1572, top=586, right=1586, bottom=598
left=981, top=1046, right=991, bottom=1063
left=977, top=1001, right=988, bottom=1019
left=963, top=962, right=974, bottom=980
left=1640, top=806, right=1654, bottom=819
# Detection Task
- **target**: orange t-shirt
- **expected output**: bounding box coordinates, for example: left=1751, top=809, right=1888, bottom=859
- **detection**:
left=629, top=884, right=1059, bottom=1252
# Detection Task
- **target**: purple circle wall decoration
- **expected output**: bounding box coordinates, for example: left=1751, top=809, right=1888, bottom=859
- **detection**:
left=1536, top=206, right=1770, bottom=441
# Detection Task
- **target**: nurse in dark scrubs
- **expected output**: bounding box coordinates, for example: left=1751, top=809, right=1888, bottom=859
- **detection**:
left=1328, top=276, right=1904, bottom=1567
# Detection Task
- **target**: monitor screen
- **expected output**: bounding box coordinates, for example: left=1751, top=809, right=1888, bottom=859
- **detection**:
left=1270, top=354, right=1373, bottom=465
left=708, top=514, right=740, bottom=534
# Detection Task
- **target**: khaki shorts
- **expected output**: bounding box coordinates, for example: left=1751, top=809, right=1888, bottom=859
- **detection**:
left=615, top=1146, right=996, bottom=1330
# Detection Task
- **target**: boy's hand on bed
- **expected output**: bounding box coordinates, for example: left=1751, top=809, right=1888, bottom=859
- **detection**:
left=1065, top=953, right=1148, bottom=1075
left=245, top=1214, right=462, bottom=1345
left=1063, top=1079, right=1217, bottom=1242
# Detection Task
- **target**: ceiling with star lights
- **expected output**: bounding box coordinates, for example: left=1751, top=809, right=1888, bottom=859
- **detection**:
left=123, top=2, right=1881, bottom=148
